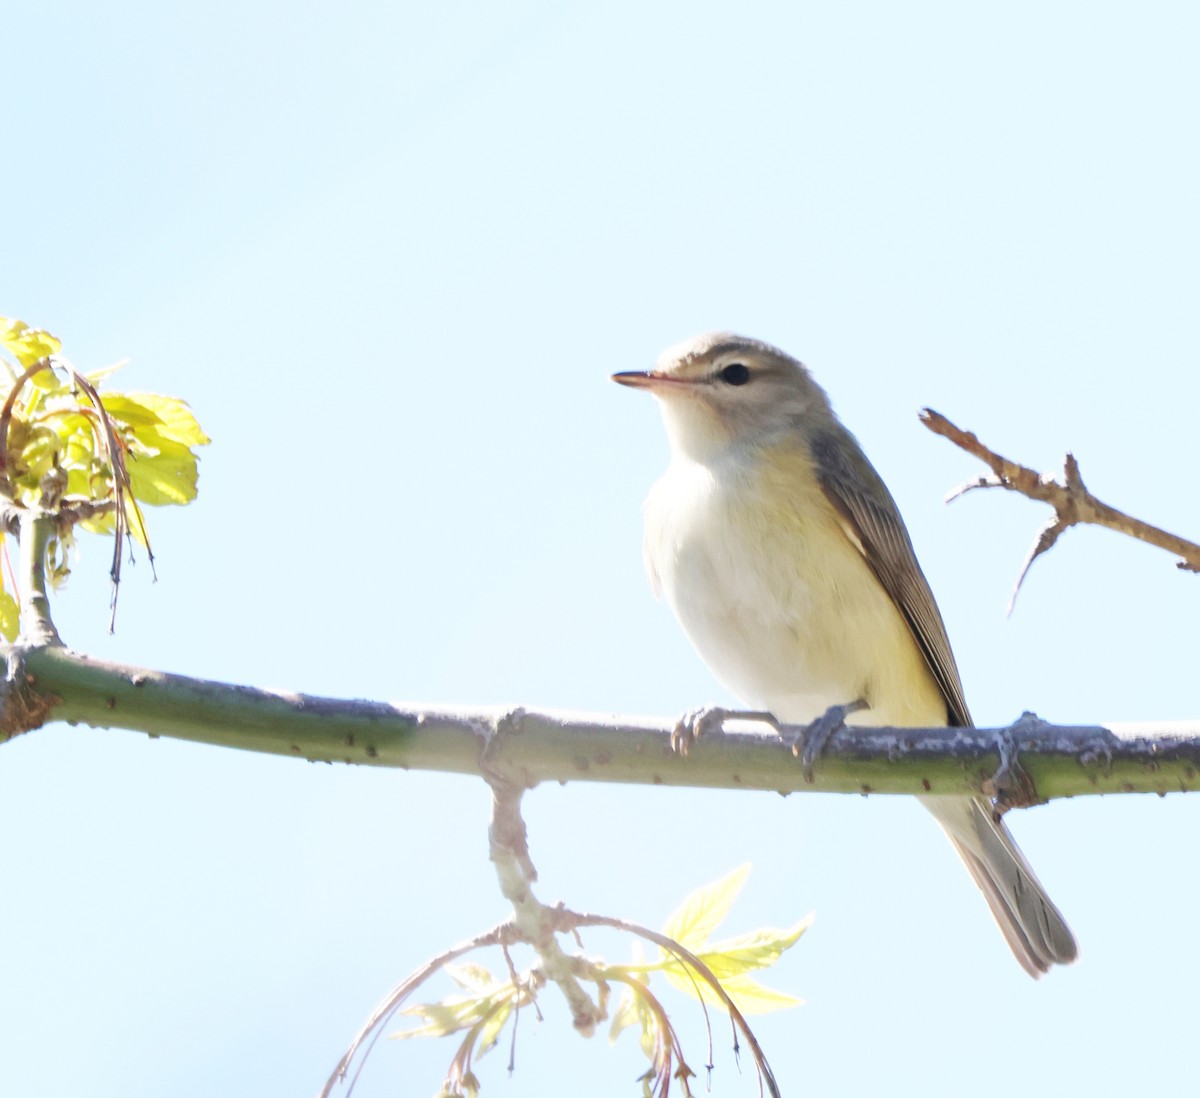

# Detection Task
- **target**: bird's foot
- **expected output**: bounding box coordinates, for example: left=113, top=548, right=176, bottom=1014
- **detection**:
left=790, top=699, right=869, bottom=782
left=671, top=706, right=782, bottom=756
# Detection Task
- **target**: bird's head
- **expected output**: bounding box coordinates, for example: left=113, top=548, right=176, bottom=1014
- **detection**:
left=612, top=332, right=832, bottom=463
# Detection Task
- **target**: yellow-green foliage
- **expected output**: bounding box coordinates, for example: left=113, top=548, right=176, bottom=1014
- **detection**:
left=0, top=317, right=210, bottom=638
left=392, top=866, right=807, bottom=1097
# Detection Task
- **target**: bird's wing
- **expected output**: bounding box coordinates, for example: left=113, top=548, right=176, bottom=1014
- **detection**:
left=809, top=425, right=972, bottom=728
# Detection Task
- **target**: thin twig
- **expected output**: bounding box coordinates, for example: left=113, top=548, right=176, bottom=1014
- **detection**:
left=605, top=971, right=690, bottom=1098
left=318, top=926, right=509, bottom=1098
left=323, top=754, right=787, bottom=1097
left=920, top=408, right=1200, bottom=611
left=574, top=913, right=781, bottom=1098
left=69, top=368, right=156, bottom=629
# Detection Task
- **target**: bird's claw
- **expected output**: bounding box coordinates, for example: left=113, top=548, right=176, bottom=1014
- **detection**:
left=791, top=699, right=869, bottom=782
left=671, top=706, right=732, bottom=755
left=670, top=706, right=782, bottom=755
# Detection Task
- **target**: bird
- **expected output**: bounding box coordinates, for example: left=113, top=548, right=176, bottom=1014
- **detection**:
left=612, top=330, right=1077, bottom=977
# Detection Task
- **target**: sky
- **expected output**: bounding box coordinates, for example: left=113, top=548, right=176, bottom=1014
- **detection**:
left=4, top=2, right=1200, bottom=1096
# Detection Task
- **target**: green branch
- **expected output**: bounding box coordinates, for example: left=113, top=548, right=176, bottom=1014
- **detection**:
left=2, top=644, right=1197, bottom=804
left=16, top=513, right=61, bottom=646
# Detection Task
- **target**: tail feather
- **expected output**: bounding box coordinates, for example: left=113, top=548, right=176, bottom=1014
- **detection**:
left=921, top=795, right=1077, bottom=977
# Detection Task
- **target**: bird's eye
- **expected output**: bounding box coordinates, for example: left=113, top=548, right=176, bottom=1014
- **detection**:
left=720, top=363, right=750, bottom=386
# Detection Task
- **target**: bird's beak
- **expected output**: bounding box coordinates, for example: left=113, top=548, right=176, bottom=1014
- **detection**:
left=611, top=370, right=676, bottom=390
left=611, top=370, right=656, bottom=389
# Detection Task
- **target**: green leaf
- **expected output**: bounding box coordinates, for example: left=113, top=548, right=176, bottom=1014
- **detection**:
left=474, top=998, right=514, bottom=1058
left=45, top=531, right=73, bottom=589
left=15, top=424, right=64, bottom=486
left=445, top=963, right=500, bottom=995
left=718, top=975, right=804, bottom=1013
left=632, top=991, right=658, bottom=1060
left=392, top=981, right=518, bottom=1043
left=666, top=968, right=804, bottom=1014
left=691, top=916, right=813, bottom=980
left=125, top=433, right=200, bottom=506
left=661, top=863, right=751, bottom=951
left=392, top=997, right=491, bottom=1040
left=662, top=916, right=811, bottom=1003
left=83, top=360, right=128, bottom=384
left=0, top=589, right=18, bottom=642
left=608, top=978, right=656, bottom=1046
left=0, top=317, right=61, bottom=368
left=662, top=964, right=804, bottom=1014
left=97, top=394, right=166, bottom=430
left=608, top=989, right=638, bottom=1041
left=659, top=874, right=811, bottom=1015
left=79, top=511, right=116, bottom=536
left=102, top=391, right=211, bottom=452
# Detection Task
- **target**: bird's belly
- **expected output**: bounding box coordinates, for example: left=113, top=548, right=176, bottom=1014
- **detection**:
left=646, top=461, right=946, bottom=728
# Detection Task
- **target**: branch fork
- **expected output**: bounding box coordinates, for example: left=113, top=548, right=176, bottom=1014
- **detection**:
left=920, top=408, right=1200, bottom=611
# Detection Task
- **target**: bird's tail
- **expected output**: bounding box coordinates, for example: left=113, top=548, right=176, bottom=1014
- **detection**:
left=920, top=795, right=1078, bottom=978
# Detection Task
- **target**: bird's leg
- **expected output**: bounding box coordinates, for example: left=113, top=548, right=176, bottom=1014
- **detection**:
left=790, top=699, right=869, bottom=783
left=670, top=706, right=782, bottom=756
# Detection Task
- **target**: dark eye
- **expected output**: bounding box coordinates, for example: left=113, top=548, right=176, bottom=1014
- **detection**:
left=720, top=363, right=750, bottom=386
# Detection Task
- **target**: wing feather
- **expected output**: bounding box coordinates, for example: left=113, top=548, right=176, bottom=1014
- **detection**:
left=809, top=425, right=971, bottom=728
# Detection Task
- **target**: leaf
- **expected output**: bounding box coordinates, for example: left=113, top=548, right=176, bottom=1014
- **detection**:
left=691, top=916, right=813, bottom=980
left=0, top=590, right=18, bottom=642
left=661, top=863, right=751, bottom=951
left=14, top=424, right=64, bottom=486
left=718, top=975, right=804, bottom=1013
left=660, top=889, right=811, bottom=1015
left=393, top=996, right=494, bottom=1040
left=79, top=511, right=116, bottom=536
left=608, top=982, right=652, bottom=1044
left=104, top=392, right=210, bottom=448
left=474, top=998, right=514, bottom=1058
left=0, top=317, right=61, bottom=368
left=392, top=981, right=519, bottom=1043
left=97, top=394, right=166, bottom=430
left=662, top=965, right=804, bottom=1015
left=445, top=964, right=500, bottom=995
left=125, top=434, right=200, bottom=506
left=84, top=359, right=128, bottom=384
left=45, top=531, right=73, bottom=589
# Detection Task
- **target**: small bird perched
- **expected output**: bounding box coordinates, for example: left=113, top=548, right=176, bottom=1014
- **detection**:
left=613, top=331, right=1077, bottom=978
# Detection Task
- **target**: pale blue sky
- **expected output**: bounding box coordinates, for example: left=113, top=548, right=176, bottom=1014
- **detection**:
left=4, top=3, right=1199, bottom=1096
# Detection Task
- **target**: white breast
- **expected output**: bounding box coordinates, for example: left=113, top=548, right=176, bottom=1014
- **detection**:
left=643, top=451, right=947, bottom=728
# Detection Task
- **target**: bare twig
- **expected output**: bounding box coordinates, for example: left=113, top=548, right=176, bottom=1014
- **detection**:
left=318, top=925, right=511, bottom=1098
left=323, top=781, right=784, bottom=1098
left=604, top=972, right=689, bottom=1098
left=68, top=367, right=155, bottom=630
left=920, top=408, right=1200, bottom=611
left=577, top=912, right=780, bottom=1098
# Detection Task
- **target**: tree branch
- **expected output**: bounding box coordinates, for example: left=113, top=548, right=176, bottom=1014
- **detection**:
left=4, top=644, right=1198, bottom=804
left=920, top=408, right=1200, bottom=611
left=488, top=780, right=603, bottom=1035
left=17, top=511, right=62, bottom=646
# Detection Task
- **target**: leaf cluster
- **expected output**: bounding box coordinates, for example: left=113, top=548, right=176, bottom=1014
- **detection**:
left=0, top=317, right=210, bottom=635
left=360, top=866, right=809, bottom=1098
left=605, top=864, right=809, bottom=1064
